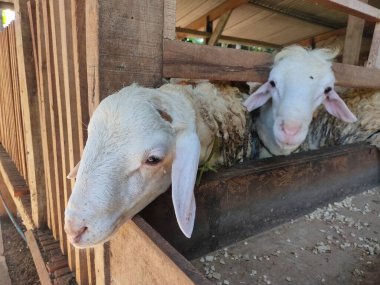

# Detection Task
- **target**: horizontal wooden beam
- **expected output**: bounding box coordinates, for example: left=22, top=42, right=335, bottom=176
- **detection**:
left=25, top=230, right=52, bottom=285
left=0, top=145, right=29, bottom=197
left=0, top=2, right=14, bottom=9
left=141, top=144, right=380, bottom=259
left=176, top=27, right=281, bottom=49
left=163, top=39, right=272, bottom=82
left=309, top=0, right=380, bottom=22
left=184, top=0, right=248, bottom=30
left=163, top=39, right=380, bottom=88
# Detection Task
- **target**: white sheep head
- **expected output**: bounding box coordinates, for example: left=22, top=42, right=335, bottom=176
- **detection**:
left=64, top=85, right=200, bottom=248
left=244, top=46, right=357, bottom=155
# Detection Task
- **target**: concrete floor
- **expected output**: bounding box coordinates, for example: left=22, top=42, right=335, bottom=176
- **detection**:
left=192, top=187, right=380, bottom=285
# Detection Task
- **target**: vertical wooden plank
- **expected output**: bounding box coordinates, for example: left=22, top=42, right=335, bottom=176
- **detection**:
left=14, top=0, right=46, bottom=228
left=86, top=0, right=168, bottom=283
left=71, top=1, right=93, bottom=282
left=367, top=22, right=380, bottom=68
left=59, top=0, right=86, bottom=283
left=164, top=0, right=176, bottom=40
left=27, top=0, right=50, bottom=230
left=42, top=0, right=63, bottom=243
left=342, top=0, right=367, bottom=65
left=35, top=0, right=56, bottom=235
left=49, top=0, right=69, bottom=256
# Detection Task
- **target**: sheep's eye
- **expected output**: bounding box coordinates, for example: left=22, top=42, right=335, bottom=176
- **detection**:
left=145, top=155, right=162, bottom=165
left=269, top=80, right=276, bottom=87
left=324, top=87, right=332, bottom=94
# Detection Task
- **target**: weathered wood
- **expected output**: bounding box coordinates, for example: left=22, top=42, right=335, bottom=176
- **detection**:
left=164, top=0, right=176, bottom=40
left=163, top=39, right=380, bottom=88
left=0, top=145, right=29, bottom=197
left=42, top=0, right=62, bottom=241
left=14, top=0, right=46, bottom=228
left=208, top=10, right=232, bottom=46
left=163, top=39, right=272, bottom=82
left=0, top=177, right=17, bottom=217
left=86, top=0, right=166, bottom=112
left=109, top=218, right=209, bottom=285
left=309, top=0, right=380, bottom=22
left=185, top=0, right=248, bottom=30
left=176, top=27, right=281, bottom=49
left=25, top=230, right=52, bottom=285
left=48, top=0, right=69, bottom=255
left=86, top=1, right=183, bottom=284
left=367, top=22, right=380, bottom=68
left=134, top=216, right=211, bottom=285
left=343, top=0, right=367, bottom=65
left=141, top=144, right=380, bottom=259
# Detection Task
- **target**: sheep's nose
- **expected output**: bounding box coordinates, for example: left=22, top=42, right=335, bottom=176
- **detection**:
left=64, top=218, right=87, bottom=243
left=282, top=120, right=302, bottom=136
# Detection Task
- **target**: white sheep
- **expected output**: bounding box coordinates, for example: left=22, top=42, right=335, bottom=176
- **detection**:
left=244, top=45, right=357, bottom=156
left=64, top=82, right=251, bottom=247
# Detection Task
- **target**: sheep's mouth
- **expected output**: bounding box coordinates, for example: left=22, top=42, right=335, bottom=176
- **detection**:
left=70, top=213, right=133, bottom=249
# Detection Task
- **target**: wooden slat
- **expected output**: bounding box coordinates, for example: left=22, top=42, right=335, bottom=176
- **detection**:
left=35, top=0, right=57, bottom=238
left=14, top=0, right=47, bottom=228
left=309, top=0, right=380, bottom=22
left=164, top=39, right=273, bottom=82
left=25, top=230, right=52, bottom=285
left=109, top=217, right=210, bottom=285
left=49, top=0, right=69, bottom=256
left=208, top=10, right=232, bottom=46
left=367, top=22, right=380, bottom=68
left=343, top=0, right=367, bottom=65
left=40, top=0, right=60, bottom=241
left=0, top=157, right=34, bottom=230
left=59, top=0, right=86, bottom=282
left=0, top=145, right=29, bottom=197
left=163, top=39, right=380, bottom=88
left=164, top=0, right=176, bottom=40
left=185, top=0, right=248, bottom=30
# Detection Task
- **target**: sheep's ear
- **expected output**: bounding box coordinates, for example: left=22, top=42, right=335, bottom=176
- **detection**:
left=67, top=161, right=80, bottom=179
left=243, top=81, right=272, bottom=111
left=172, top=131, right=200, bottom=238
left=323, top=90, right=357, bottom=123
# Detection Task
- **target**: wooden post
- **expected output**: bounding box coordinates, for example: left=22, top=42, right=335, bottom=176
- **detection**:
left=342, top=0, right=367, bottom=65
left=367, top=22, right=380, bottom=68
left=13, top=0, right=46, bottom=228
left=86, top=0, right=177, bottom=283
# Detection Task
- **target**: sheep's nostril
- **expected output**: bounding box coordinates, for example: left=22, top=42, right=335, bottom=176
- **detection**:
left=282, top=121, right=302, bottom=136
left=64, top=221, right=88, bottom=243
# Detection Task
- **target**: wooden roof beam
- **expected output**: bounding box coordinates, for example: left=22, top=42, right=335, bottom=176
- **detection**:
left=309, top=0, right=380, bottom=22
left=208, top=10, right=232, bottom=46
left=184, top=0, right=248, bottom=30
left=176, top=27, right=281, bottom=49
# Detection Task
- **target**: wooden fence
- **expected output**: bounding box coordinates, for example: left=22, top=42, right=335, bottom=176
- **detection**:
left=26, top=0, right=92, bottom=283
left=0, top=22, right=27, bottom=181
left=1, top=0, right=380, bottom=284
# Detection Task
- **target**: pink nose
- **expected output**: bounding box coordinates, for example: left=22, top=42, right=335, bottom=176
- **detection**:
left=64, top=219, right=87, bottom=243
left=282, top=121, right=302, bottom=136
